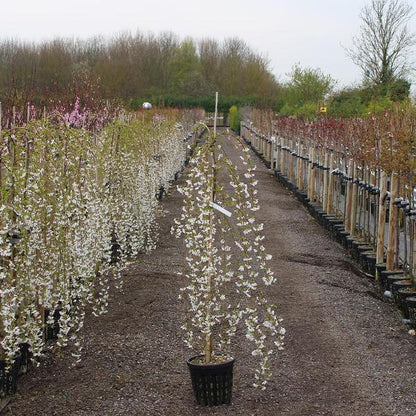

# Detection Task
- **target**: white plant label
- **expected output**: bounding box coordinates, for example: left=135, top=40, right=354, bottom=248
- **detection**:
left=210, top=202, right=232, bottom=217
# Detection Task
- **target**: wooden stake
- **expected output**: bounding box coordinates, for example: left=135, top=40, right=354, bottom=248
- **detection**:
left=308, top=146, right=315, bottom=201
left=289, top=139, right=294, bottom=182
left=376, top=171, right=387, bottom=271
left=280, top=137, right=285, bottom=175
left=412, top=221, right=416, bottom=284
left=326, top=152, right=334, bottom=214
left=213, top=91, right=218, bottom=137
left=276, top=136, right=281, bottom=172
left=386, top=172, right=399, bottom=270
left=297, top=141, right=303, bottom=190
left=0, top=102, right=2, bottom=206
left=322, top=152, right=329, bottom=211
left=350, top=164, right=359, bottom=236
left=345, top=159, right=354, bottom=233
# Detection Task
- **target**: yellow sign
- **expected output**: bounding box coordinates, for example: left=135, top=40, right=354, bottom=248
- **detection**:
left=320, top=106, right=327, bottom=113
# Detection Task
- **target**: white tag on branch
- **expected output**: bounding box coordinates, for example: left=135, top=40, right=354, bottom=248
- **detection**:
left=210, top=202, right=232, bottom=217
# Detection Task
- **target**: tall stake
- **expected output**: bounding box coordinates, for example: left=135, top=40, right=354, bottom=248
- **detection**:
left=326, top=152, right=334, bottom=214
left=213, top=91, right=218, bottom=137
left=345, top=159, right=354, bottom=232
left=386, top=172, right=399, bottom=270
left=323, top=152, right=329, bottom=211
left=308, top=146, right=315, bottom=201
left=0, top=102, right=2, bottom=206
left=205, top=92, right=218, bottom=364
left=350, top=164, right=359, bottom=236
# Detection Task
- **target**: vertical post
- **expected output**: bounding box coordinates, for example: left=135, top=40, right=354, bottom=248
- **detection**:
left=308, top=146, right=316, bottom=202
left=280, top=137, right=285, bottom=175
left=205, top=91, right=219, bottom=363
left=345, top=159, right=354, bottom=233
left=326, top=152, right=334, bottom=214
left=213, top=91, right=218, bottom=137
left=307, top=146, right=312, bottom=200
left=386, top=172, right=399, bottom=270
left=350, top=164, right=359, bottom=236
left=323, top=151, right=329, bottom=211
left=275, top=136, right=280, bottom=171
left=412, top=221, right=416, bottom=284
left=289, top=139, right=294, bottom=182
left=297, top=140, right=303, bottom=190
left=0, top=102, right=2, bottom=206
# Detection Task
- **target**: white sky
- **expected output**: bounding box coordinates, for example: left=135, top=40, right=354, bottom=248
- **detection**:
left=1, top=0, right=415, bottom=89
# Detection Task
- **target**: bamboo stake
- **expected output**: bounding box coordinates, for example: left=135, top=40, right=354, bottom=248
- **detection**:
left=386, top=172, right=399, bottom=270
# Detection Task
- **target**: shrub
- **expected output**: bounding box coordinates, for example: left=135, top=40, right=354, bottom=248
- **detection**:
left=229, top=105, right=242, bottom=134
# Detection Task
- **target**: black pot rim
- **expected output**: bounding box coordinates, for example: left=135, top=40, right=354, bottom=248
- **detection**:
left=187, top=354, right=235, bottom=370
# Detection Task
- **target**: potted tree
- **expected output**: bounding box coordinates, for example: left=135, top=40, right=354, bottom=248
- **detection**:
left=172, top=125, right=285, bottom=406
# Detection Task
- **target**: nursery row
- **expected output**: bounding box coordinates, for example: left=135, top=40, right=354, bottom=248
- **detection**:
left=241, top=112, right=416, bottom=327
left=0, top=109, right=203, bottom=398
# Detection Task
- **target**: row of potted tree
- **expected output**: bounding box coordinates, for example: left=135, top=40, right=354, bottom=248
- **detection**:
left=241, top=106, right=416, bottom=328
left=0, top=108, right=201, bottom=398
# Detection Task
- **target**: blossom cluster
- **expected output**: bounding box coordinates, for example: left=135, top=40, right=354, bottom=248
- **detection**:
left=172, top=132, right=285, bottom=388
left=0, top=113, right=194, bottom=366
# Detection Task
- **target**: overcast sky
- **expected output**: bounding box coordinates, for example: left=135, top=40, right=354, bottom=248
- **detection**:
left=1, top=0, right=415, bottom=89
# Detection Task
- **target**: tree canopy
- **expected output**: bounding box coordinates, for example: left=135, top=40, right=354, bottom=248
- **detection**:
left=347, top=0, right=415, bottom=89
left=0, top=32, right=280, bottom=111
left=279, top=65, right=335, bottom=117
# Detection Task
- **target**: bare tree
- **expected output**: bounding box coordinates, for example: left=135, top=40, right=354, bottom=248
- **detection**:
left=347, top=0, right=415, bottom=86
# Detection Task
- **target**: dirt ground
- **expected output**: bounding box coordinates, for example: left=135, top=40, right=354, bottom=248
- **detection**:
left=4, top=130, right=416, bottom=416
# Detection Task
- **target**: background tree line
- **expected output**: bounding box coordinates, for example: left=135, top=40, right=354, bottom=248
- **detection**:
left=0, top=32, right=280, bottom=112
left=0, top=0, right=413, bottom=119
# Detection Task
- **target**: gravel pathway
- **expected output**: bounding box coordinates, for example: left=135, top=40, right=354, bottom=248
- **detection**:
left=4, top=130, right=416, bottom=416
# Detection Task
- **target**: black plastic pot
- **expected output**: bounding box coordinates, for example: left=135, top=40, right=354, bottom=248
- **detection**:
left=397, top=289, right=416, bottom=319
left=364, top=253, right=377, bottom=276
left=18, top=343, right=32, bottom=375
left=44, top=308, right=61, bottom=340
left=406, top=297, right=416, bottom=329
left=380, top=270, right=405, bottom=290
left=1, top=353, right=21, bottom=398
left=391, top=280, right=413, bottom=306
left=359, top=251, right=376, bottom=274
left=327, top=219, right=344, bottom=234
left=187, top=354, right=235, bottom=407
left=337, top=230, right=350, bottom=248
left=375, top=263, right=387, bottom=278
left=345, top=236, right=355, bottom=251
left=385, top=274, right=407, bottom=292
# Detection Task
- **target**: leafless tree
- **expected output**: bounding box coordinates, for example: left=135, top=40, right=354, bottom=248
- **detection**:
left=347, top=0, right=415, bottom=86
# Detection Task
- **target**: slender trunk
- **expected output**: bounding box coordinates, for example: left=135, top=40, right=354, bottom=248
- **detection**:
left=205, top=93, right=219, bottom=363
